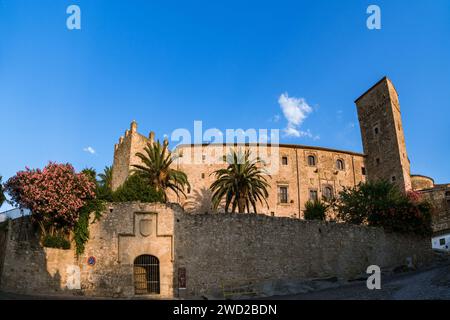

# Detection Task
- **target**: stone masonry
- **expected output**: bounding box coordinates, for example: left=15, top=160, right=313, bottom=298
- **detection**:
left=0, top=203, right=433, bottom=298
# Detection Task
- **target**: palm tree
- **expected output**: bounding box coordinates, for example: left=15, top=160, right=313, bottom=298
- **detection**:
left=132, top=140, right=190, bottom=202
left=0, top=176, right=6, bottom=208
left=81, top=168, right=98, bottom=185
left=98, top=166, right=112, bottom=190
left=210, top=150, right=270, bottom=213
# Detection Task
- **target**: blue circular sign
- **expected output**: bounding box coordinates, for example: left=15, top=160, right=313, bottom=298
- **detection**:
left=87, top=256, right=96, bottom=266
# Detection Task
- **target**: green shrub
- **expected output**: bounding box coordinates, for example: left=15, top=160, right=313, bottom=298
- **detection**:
left=335, top=180, right=432, bottom=236
left=112, top=174, right=164, bottom=203
left=42, top=234, right=71, bottom=250
left=304, top=200, right=328, bottom=220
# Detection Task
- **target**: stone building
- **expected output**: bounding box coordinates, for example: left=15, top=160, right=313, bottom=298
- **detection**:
left=111, top=77, right=450, bottom=229
left=0, top=76, right=447, bottom=298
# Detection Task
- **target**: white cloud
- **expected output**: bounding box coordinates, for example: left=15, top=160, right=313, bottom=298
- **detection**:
left=83, top=146, right=96, bottom=154
left=278, top=92, right=316, bottom=139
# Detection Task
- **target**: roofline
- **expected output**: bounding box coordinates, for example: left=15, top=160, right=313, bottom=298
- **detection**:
left=174, top=143, right=366, bottom=157
left=354, top=76, right=389, bottom=103
left=433, top=228, right=450, bottom=237
left=411, top=174, right=435, bottom=183
left=0, top=207, right=30, bottom=215
left=417, top=184, right=450, bottom=193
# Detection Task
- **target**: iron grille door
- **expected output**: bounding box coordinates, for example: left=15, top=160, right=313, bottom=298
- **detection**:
left=134, top=255, right=160, bottom=294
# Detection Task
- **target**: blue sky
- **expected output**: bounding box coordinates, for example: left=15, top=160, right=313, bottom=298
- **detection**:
left=1, top=0, right=449, bottom=210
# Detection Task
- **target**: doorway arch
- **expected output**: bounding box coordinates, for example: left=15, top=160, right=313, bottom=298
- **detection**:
left=133, top=255, right=160, bottom=294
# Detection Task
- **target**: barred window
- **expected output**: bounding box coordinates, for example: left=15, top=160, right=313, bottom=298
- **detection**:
left=278, top=186, right=288, bottom=204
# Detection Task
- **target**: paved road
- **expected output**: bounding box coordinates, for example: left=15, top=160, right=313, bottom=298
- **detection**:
left=270, top=262, right=450, bottom=300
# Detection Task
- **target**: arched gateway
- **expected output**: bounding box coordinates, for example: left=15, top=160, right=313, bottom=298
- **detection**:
left=133, top=255, right=160, bottom=294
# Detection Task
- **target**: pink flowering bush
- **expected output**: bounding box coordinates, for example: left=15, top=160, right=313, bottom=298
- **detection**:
left=5, top=162, right=96, bottom=234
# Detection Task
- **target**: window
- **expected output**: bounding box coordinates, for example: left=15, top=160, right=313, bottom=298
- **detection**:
left=361, top=167, right=366, bottom=175
left=282, top=156, right=288, bottom=165
left=307, top=155, right=316, bottom=166
left=374, top=127, right=379, bottom=135
left=271, top=212, right=275, bottom=217
left=201, top=173, right=205, bottom=179
left=439, top=238, right=446, bottom=246
left=391, top=176, right=396, bottom=182
left=323, top=186, right=333, bottom=200
left=278, top=186, right=288, bottom=204
left=134, top=255, right=160, bottom=295
left=336, top=159, right=345, bottom=171
left=222, top=155, right=227, bottom=163
left=376, top=158, right=380, bottom=165
left=309, top=189, right=318, bottom=201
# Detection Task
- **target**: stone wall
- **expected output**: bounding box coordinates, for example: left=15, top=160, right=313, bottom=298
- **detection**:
left=174, top=213, right=432, bottom=297
left=0, top=204, right=433, bottom=298
left=419, top=184, right=450, bottom=235
left=0, top=222, right=8, bottom=285
left=0, top=203, right=181, bottom=298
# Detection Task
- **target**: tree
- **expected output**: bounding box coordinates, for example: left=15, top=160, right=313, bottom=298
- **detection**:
left=5, top=162, right=96, bottom=235
left=0, top=175, right=6, bottom=208
left=98, top=166, right=112, bottom=190
left=81, top=168, right=97, bottom=185
left=132, top=140, right=190, bottom=202
left=112, top=174, right=164, bottom=203
left=334, top=180, right=432, bottom=236
left=210, top=150, right=270, bottom=213
left=304, top=199, right=328, bottom=220
left=97, top=166, right=113, bottom=201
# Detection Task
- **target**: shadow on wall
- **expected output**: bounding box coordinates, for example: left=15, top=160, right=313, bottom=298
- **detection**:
left=0, top=217, right=72, bottom=295
left=182, top=188, right=213, bottom=214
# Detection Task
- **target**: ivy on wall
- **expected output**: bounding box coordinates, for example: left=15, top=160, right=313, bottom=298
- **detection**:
left=73, top=199, right=105, bottom=256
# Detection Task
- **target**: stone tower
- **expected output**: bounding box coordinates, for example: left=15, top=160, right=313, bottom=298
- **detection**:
left=111, top=121, right=154, bottom=191
left=355, top=77, right=411, bottom=192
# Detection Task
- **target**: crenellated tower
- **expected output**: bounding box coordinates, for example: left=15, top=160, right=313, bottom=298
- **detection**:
left=355, top=77, right=411, bottom=192
left=111, top=121, right=155, bottom=190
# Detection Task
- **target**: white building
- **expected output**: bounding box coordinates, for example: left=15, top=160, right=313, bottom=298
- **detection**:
left=432, top=233, right=450, bottom=251
left=0, top=208, right=31, bottom=222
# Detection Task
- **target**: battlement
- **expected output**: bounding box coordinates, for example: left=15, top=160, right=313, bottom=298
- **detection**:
left=111, top=120, right=156, bottom=190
